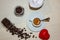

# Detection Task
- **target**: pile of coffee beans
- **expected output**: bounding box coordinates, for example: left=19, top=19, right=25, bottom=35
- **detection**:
left=1, top=18, right=37, bottom=40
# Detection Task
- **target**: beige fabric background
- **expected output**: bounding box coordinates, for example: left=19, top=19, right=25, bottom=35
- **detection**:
left=0, top=0, right=60, bottom=40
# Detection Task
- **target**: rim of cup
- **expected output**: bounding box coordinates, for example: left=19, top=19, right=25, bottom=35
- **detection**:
left=29, top=18, right=42, bottom=28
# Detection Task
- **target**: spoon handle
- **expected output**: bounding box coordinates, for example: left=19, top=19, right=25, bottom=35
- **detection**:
left=41, top=17, right=50, bottom=22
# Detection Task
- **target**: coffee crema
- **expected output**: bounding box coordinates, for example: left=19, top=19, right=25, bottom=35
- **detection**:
left=33, top=18, right=41, bottom=25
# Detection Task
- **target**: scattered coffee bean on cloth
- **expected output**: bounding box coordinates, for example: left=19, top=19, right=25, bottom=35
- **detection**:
left=1, top=18, right=37, bottom=40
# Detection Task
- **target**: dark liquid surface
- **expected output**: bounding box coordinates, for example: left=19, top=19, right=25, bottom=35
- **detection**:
left=33, top=18, right=41, bottom=25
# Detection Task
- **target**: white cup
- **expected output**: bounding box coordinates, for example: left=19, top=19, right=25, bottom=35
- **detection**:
left=29, top=18, right=41, bottom=27
left=28, top=0, right=44, bottom=8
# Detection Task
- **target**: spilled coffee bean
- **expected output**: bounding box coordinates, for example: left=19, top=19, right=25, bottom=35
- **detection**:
left=32, top=35, right=35, bottom=38
left=30, top=32, right=33, bottom=34
left=23, top=28, right=26, bottom=31
left=19, top=39, right=20, bottom=40
left=1, top=18, right=37, bottom=40
left=35, top=37, right=37, bottom=38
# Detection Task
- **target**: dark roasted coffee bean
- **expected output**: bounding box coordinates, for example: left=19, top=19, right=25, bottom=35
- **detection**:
left=14, top=27, right=19, bottom=32
left=24, top=33, right=30, bottom=38
left=21, top=37, right=24, bottom=39
left=24, top=28, right=25, bottom=29
left=9, top=29, right=13, bottom=33
left=19, top=39, right=20, bottom=40
left=25, top=36, right=28, bottom=40
left=18, top=29, right=23, bottom=34
left=23, top=28, right=26, bottom=31
left=9, top=26, right=14, bottom=30
left=32, top=35, right=35, bottom=38
left=29, top=35, right=31, bottom=38
left=35, top=37, right=37, bottom=38
left=30, top=32, right=33, bottom=34
left=20, top=34, right=25, bottom=39
left=18, top=35, right=20, bottom=38
left=18, top=31, right=22, bottom=34
left=12, top=33, right=14, bottom=35
left=25, top=30, right=26, bottom=31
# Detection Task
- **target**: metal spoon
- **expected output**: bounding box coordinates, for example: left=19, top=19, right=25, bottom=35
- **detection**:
left=29, top=17, right=50, bottom=22
left=41, top=17, right=50, bottom=22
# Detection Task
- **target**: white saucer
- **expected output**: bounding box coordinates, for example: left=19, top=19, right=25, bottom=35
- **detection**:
left=29, top=0, right=44, bottom=8
left=27, top=12, right=45, bottom=32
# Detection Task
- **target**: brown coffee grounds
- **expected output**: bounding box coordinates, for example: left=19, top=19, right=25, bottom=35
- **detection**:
left=15, top=6, right=24, bottom=16
left=1, top=18, right=37, bottom=40
left=16, top=6, right=22, bottom=13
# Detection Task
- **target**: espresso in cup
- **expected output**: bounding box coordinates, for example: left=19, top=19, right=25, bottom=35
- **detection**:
left=33, top=18, right=41, bottom=27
